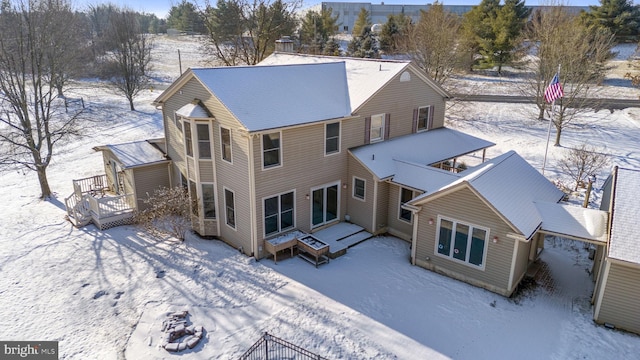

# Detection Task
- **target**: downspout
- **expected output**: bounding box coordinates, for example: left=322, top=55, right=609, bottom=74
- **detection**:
left=247, top=133, right=258, bottom=258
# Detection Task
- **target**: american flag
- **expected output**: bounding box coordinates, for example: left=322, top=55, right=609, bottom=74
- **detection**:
left=544, top=73, right=564, bottom=103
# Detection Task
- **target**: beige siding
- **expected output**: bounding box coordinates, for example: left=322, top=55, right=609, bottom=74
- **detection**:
left=356, top=67, right=446, bottom=140
left=512, top=237, right=532, bottom=290
left=387, top=184, right=419, bottom=241
left=413, top=187, right=518, bottom=296
left=161, top=77, right=253, bottom=253
left=595, top=261, right=640, bottom=334
left=376, top=181, right=390, bottom=234
left=133, top=164, right=171, bottom=210
left=162, top=78, right=211, bottom=179
left=253, top=123, right=347, bottom=247
left=199, top=160, right=214, bottom=182
left=347, top=155, right=375, bottom=232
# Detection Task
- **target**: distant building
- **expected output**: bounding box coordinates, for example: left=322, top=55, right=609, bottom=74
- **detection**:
left=311, top=2, right=589, bottom=34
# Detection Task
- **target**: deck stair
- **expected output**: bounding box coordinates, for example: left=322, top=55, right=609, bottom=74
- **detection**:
left=311, top=223, right=373, bottom=258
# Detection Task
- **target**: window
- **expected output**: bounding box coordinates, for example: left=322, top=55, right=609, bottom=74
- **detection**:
left=184, top=121, right=193, bottom=157
left=174, top=112, right=182, bottom=132
left=189, top=180, right=198, bottom=216
left=370, top=114, right=385, bottom=142
left=417, top=106, right=433, bottom=131
left=325, top=122, right=340, bottom=155
left=399, top=187, right=413, bottom=223
left=220, top=127, right=232, bottom=163
left=197, top=124, right=211, bottom=159
left=224, top=188, right=236, bottom=229
left=262, top=132, right=281, bottom=168
left=202, top=184, right=216, bottom=219
left=264, top=191, right=294, bottom=236
left=436, top=217, right=488, bottom=268
left=353, top=177, right=365, bottom=201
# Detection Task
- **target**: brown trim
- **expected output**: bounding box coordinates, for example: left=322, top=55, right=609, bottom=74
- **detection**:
left=364, top=116, right=371, bottom=144
left=384, top=113, right=390, bottom=140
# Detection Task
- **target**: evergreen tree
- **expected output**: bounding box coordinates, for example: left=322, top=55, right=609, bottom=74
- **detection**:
left=352, top=7, right=371, bottom=36
left=167, top=0, right=205, bottom=33
left=379, top=13, right=410, bottom=54
left=348, top=23, right=379, bottom=58
left=582, top=0, right=640, bottom=42
left=461, top=0, right=528, bottom=73
left=300, top=7, right=339, bottom=54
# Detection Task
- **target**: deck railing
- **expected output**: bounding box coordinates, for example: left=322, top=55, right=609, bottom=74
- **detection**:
left=239, top=332, right=327, bottom=360
left=87, top=193, right=136, bottom=219
left=73, top=174, right=109, bottom=196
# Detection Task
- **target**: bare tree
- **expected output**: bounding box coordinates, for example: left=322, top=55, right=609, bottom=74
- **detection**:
left=0, top=0, right=84, bottom=199
left=559, top=144, right=609, bottom=191
left=102, top=8, right=153, bottom=111
left=523, top=6, right=615, bottom=146
left=200, top=0, right=299, bottom=66
left=135, top=186, right=195, bottom=241
left=400, top=3, right=461, bottom=85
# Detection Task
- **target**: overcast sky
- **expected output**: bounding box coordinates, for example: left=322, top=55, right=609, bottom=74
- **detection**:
left=76, top=0, right=618, bottom=19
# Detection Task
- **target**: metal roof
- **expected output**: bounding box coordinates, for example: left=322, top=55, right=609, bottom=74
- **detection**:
left=259, top=53, right=447, bottom=112
left=102, top=141, right=167, bottom=169
left=191, top=62, right=351, bottom=132
left=350, top=128, right=495, bottom=180
left=609, top=167, right=640, bottom=264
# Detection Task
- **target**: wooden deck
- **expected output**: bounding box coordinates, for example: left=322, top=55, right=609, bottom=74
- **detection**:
left=65, top=174, right=136, bottom=229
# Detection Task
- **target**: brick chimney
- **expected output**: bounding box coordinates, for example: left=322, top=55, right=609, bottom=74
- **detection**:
left=275, top=36, right=294, bottom=53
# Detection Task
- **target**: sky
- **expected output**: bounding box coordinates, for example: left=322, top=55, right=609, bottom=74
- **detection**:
left=75, top=0, right=612, bottom=19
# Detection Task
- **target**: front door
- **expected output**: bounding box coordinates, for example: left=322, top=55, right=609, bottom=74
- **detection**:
left=311, top=182, right=339, bottom=228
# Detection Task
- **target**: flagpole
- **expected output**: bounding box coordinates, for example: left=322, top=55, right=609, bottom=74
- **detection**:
left=542, top=64, right=561, bottom=176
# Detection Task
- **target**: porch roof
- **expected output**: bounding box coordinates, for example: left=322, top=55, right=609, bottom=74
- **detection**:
left=390, top=159, right=461, bottom=192
left=97, top=140, right=168, bottom=169
left=535, top=202, right=608, bottom=244
left=609, top=168, right=640, bottom=264
left=350, top=127, right=494, bottom=180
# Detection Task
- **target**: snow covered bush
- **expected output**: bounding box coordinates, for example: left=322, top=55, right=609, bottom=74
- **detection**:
left=135, top=186, right=194, bottom=241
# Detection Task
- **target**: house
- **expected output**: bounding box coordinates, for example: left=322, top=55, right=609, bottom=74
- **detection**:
left=592, top=167, right=640, bottom=334
left=145, top=52, right=497, bottom=258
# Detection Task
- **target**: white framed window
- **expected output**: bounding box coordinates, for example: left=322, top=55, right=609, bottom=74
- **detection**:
left=370, top=113, right=385, bottom=142
left=435, top=216, right=488, bottom=269
left=224, top=188, right=236, bottom=229
left=263, top=191, right=295, bottom=237
left=399, top=187, right=414, bottom=223
left=189, top=180, right=198, bottom=216
left=184, top=121, right=193, bottom=157
left=220, top=127, right=232, bottom=163
left=202, top=183, right=216, bottom=219
left=197, top=123, right=211, bottom=159
left=352, top=177, right=365, bottom=201
left=325, top=122, right=340, bottom=155
left=262, top=132, right=281, bottom=169
left=417, top=106, right=433, bottom=131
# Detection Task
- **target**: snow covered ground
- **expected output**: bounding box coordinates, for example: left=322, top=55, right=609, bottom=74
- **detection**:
left=1, top=35, right=639, bottom=359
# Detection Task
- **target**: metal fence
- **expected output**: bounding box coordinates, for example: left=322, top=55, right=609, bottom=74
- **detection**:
left=239, top=332, right=328, bottom=360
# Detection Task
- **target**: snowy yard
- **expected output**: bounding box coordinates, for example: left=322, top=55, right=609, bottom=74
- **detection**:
left=1, top=35, right=640, bottom=359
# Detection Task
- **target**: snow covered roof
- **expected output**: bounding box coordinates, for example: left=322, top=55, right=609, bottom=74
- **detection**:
left=350, top=128, right=495, bottom=180
left=411, top=151, right=565, bottom=239
left=391, top=159, right=461, bottom=192
left=259, top=53, right=448, bottom=112
left=535, top=202, right=608, bottom=243
left=609, top=167, right=640, bottom=264
left=190, top=63, right=351, bottom=131
left=176, top=102, right=210, bottom=118
left=98, top=141, right=168, bottom=169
